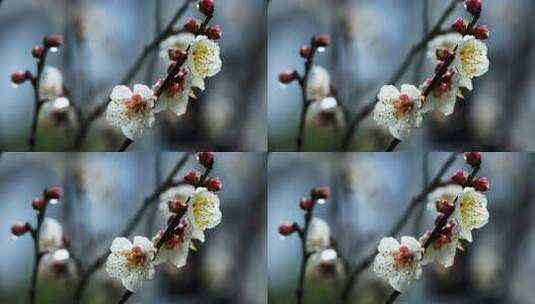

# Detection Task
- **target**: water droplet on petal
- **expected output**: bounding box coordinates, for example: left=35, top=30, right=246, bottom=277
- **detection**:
left=317, top=199, right=326, bottom=205
left=279, top=235, right=286, bottom=241
left=317, top=47, right=326, bottom=53
left=278, top=83, right=287, bottom=89
left=11, top=82, right=19, bottom=88
left=11, top=234, right=19, bottom=241
left=50, top=47, right=58, bottom=53
left=49, top=199, right=58, bottom=205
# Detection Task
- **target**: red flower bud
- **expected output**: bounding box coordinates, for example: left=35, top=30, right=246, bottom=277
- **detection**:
left=32, top=197, right=46, bottom=210
left=184, top=169, right=201, bottom=185
left=205, top=177, right=222, bottom=192
left=299, top=197, right=314, bottom=210
left=451, top=169, right=467, bottom=185
left=435, top=48, right=453, bottom=62
left=278, top=70, right=297, bottom=84
left=45, top=186, right=63, bottom=200
left=435, top=199, right=455, bottom=215
left=32, top=46, right=45, bottom=59
left=464, top=152, right=482, bottom=167
left=198, top=0, right=214, bottom=16
left=299, top=45, right=312, bottom=58
left=452, top=18, right=468, bottom=34
left=311, top=186, right=330, bottom=200
left=197, top=152, right=215, bottom=168
left=11, top=70, right=30, bottom=84
left=205, top=25, right=223, bottom=40
left=465, top=0, right=482, bottom=15
left=168, top=48, right=188, bottom=63
left=168, top=199, right=188, bottom=214
left=11, top=223, right=30, bottom=236
left=311, top=34, right=331, bottom=48
left=278, top=222, right=297, bottom=236
left=473, top=25, right=490, bottom=41
left=184, top=18, right=201, bottom=33
left=44, top=34, right=64, bottom=48
left=472, top=177, right=489, bottom=192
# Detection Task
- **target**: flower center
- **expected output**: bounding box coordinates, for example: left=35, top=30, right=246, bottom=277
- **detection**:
left=393, top=94, right=413, bottom=118
left=459, top=194, right=483, bottom=229
left=126, top=246, right=147, bottom=268
left=192, top=42, right=217, bottom=77
left=394, top=245, right=414, bottom=268
left=192, top=195, right=215, bottom=230
left=125, top=94, right=147, bottom=116
left=460, top=42, right=485, bottom=77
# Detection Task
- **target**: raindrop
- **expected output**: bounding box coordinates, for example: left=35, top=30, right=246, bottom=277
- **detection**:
left=317, top=199, right=326, bottom=205
left=11, top=82, right=19, bottom=88
left=317, top=47, right=326, bottom=53
left=278, top=235, right=286, bottom=241
left=10, top=234, right=19, bottom=241
left=278, top=83, right=287, bottom=89
left=49, top=199, right=58, bottom=205
left=50, top=47, right=58, bottom=53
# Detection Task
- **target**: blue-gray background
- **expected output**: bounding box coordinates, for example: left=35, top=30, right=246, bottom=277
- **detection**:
left=268, top=0, right=535, bottom=151
left=0, top=0, right=266, bottom=151
left=0, top=152, right=266, bottom=303
left=268, top=152, right=535, bottom=303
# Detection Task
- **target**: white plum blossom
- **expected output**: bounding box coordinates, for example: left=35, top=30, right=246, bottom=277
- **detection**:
left=373, top=236, right=423, bottom=292
left=152, top=220, right=193, bottom=268
left=420, top=221, right=460, bottom=268
left=159, top=33, right=195, bottom=61
left=306, top=97, right=344, bottom=127
left=451, top=187, right=489, bottom=242
left=39, top=66, right=64, bottom=100
left=153, top=68, right=193, bottom=116
left=306, top=66, right=331, bottom=101
left=105, top=236, right=156, bottom=292
left=421, top=71, right=463, bottom=116
left=39, top=218, right=63, bottom=253
left=159, top=184, right=195, bottom=218
left=373, top=84, right=423, bottom=140
left=186, top=35, right=222, bottom=90
left=306, top=217, right=331, bottom=253
left=187, top=187, right=222, bottom=242
left=454, top=35, right=489, bottom=91
left=426, top=184, right=463, bottom=216
left=426, top=33, right=462, bottom=61
left=106, top=84, right=155, bottom=140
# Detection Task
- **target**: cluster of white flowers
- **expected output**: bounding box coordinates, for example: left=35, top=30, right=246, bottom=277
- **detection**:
left=373, top=182, right=489, bottom=292
left=105, top=184, right=222, bottom=292
left=373, top=33, right=489, bottom=140
left=106, top=34, right=222, bottom=141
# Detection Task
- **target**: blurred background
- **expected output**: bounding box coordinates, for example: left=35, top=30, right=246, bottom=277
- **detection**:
left=268, top=0, right=535, bottom=151
left=0, top=0, right=266, bottom=151
left=0, top=152, right=266, bottom=304
left=268, top=152, right=535, bottom=303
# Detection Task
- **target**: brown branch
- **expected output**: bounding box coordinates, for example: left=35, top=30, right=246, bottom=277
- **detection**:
left=117, top=138, right=133, bottom=152
left=28, top=47, right=51, bottom=151
left=341, top=0, right=460, bottom=150
left=295, top=205, right=315, bottom=304
left=296, top=47, right=318, bottom=151
left=72, top=153, right=191, bottom=303
left=339, top=153, right=458, bottom=303
left=73, top=0, right=193, bottom=150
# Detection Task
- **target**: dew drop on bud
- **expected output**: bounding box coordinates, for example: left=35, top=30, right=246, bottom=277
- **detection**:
left=11, top=82, right=19, bottom=88
left=316, top=199, right=326, bottom=205
left=11, top=234, right=19, bottom=241
left=317, top=47, right=326, bottom=53
left=279, top=235, right=287, bottom=241
left=49, top=199, right=58, bottom=205
left=278, top=83, right=287, bottom=89
left=50, top=47, right=58, bottom=53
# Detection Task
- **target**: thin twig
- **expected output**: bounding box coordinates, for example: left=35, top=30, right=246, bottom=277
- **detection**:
left=339, top=153, right=457, bottom=303
left=296, top=47, right=318, bottom=151
left=28, top=47, right=50, bottom=151
left=295, top=205, right=315, bottom=304
left=341, top=0, right=459, bottom=150
left=117, top=138, right=133, bottom=152
left=72, top=153, right=191, bottom=303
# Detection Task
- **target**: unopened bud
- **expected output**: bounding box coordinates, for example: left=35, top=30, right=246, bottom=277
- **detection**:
left=184, top=18, right=201, bottom=33
left=32, top=197, right=46, bottom=210
left=205, top=25, right=223, bottom=40
left=184, top=169, right=201, bottom=185
left=45, top=187, right=63, bottom=200
left=168, top=199, right=187, bottom=214
left=198, top=0, right=214, bottom=16
left=311, top=186, right=330, bottom=200
left=452, top=18, right=468, bottom=34
left=311, top=34, right=331, bottom=48
left=452, top=170, right=467, bottom=185
left=464, top=152, right=482, bottom=167
left=32, top=46, right=45, bottom=59
left=472, top=177, right=489, bottom=192
left=278, top=222, right=297, bottom=236
left=435, top=199, right=455, bottom=215
left=11, top=223, right=30, bottom=236
left=436, top=48, right=453, bottom=62
left=168, top=48, right=188, bottom=63
left=299, top=197, right=314, bottom=210
left=278, top=70, right=297, bottom=84
left=465, top=0, right=482, bottom=15
left=197, top=152, right=215, bottom=168
left=299, top=45, right=312, bottom=58
left=11, top=70, right=31, bottom=84
left=473, top=25, right=490, bottom=41
left=205, top=177, right=222, bottom=192
left=44, top=34, right=64, bottom=48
